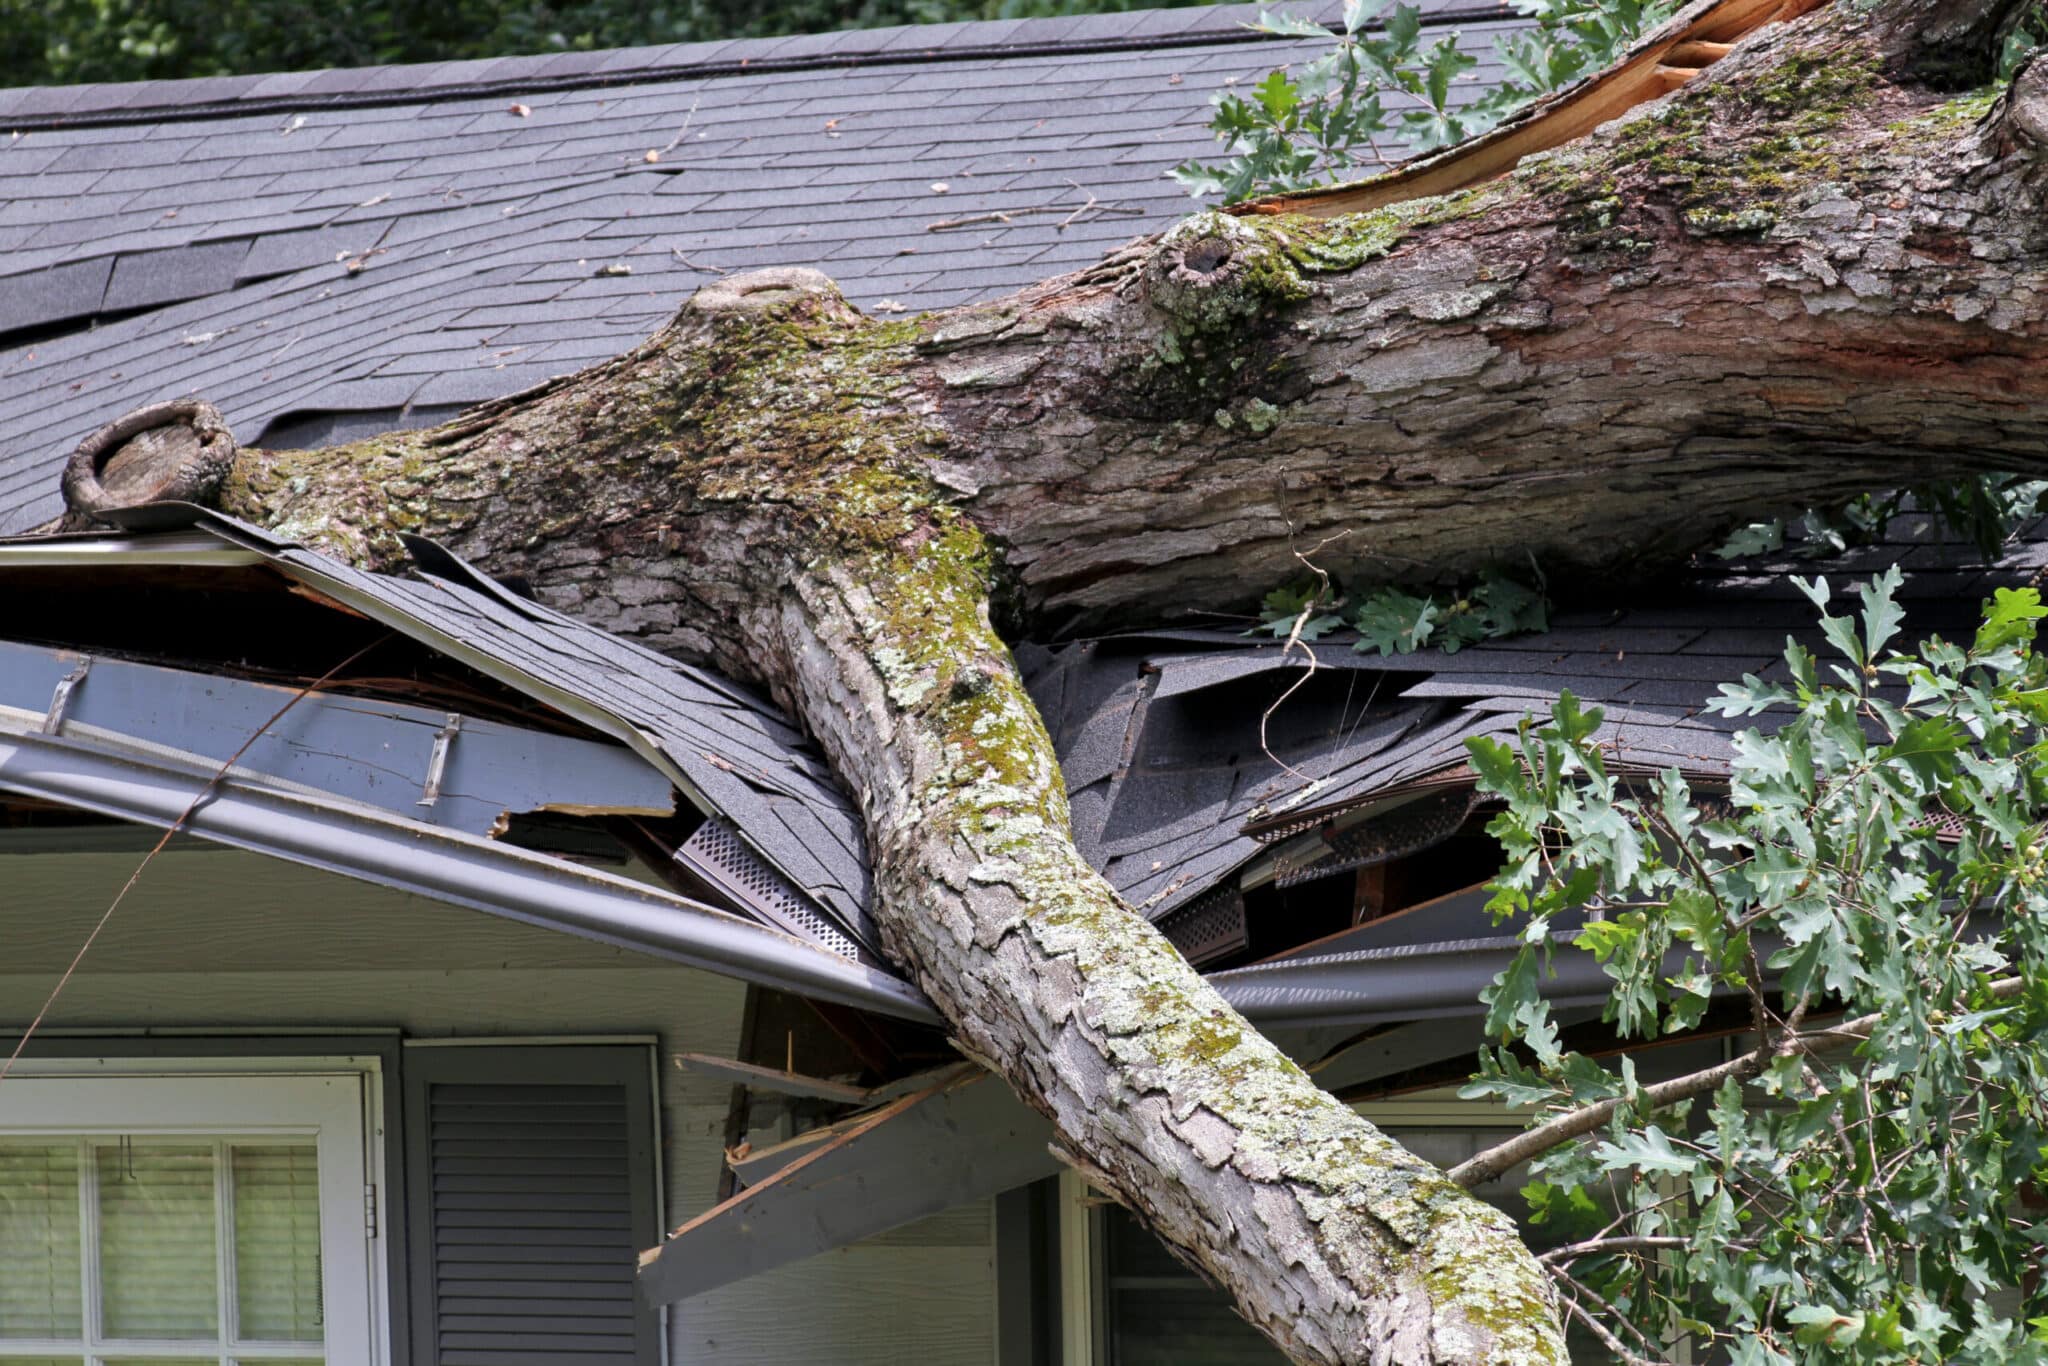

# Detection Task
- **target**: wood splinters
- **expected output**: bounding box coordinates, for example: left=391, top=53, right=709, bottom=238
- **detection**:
left=1652, top=64, right=1701, bottom=92
left=1664, top=39, right=1736, bottom=66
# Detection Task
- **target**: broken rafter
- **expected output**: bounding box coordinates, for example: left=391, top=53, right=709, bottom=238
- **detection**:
left=672, top=1050, right=872, bottom=1104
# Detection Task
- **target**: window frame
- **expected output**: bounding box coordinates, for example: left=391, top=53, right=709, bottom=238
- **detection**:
left=0, top=1054, right=392, bottom=1366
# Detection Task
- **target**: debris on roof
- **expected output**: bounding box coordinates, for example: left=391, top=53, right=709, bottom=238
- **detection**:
left=1026, top=513, right=2048, bottom=966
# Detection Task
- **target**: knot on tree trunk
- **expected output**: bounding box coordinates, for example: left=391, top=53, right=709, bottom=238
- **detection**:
left=60, top=398, right=237, bottom=526
left=1106, top=212, right=1314, bottom=422
left=2008, top=49, right=2048, bottom=152
left=1142, top=212, right=1309, bottom=329
left=681, top=266, right=859, bottom=328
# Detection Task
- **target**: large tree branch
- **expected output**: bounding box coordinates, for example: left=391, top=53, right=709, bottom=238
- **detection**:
left=763, top=539, right=1563, bottom=1363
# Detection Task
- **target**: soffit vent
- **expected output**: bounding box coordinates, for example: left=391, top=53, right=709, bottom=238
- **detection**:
left=676, top=816, right=866, bottom=963
left=1158, top=883, right=1248, bottom=967
left=1271, top=787, right=1478, bottom=890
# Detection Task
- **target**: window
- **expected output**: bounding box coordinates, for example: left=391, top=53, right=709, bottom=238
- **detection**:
left=0, top=1071, right=380, bottom=1366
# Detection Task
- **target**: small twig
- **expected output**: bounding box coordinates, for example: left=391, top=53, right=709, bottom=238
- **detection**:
left=671, top=246, right=732, bottom=276
left=1552, top=1271, right=1671, bottom=1366
left=0, top=634, right=394, bottom=1087
left=1059, top=179, right=1100, bottom=230
left=657, top=92, right=704, bottom=156
left=1541, top=1234, right=1747, bottom=1264
left=927, top=210, right=1018, bottom=231
left=926, top=197, right=1143, bottom=233
left=1258, top=532, right=1348, bottom=798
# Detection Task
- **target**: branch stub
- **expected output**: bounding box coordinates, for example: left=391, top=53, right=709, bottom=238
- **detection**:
left=682, top=267, right=857, bottom=324
left=60, top=398, right=238, bottom=523
left=2008, top=49, right=2048, bottom=151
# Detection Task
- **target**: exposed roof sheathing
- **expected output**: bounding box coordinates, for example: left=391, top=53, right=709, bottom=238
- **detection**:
left=0, top=1, right=1528, bottom=535
left=213, top=513, right=879, bottom=946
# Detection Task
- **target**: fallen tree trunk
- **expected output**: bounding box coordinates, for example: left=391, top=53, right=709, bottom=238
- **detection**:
left=62, top=0, right=2047, bottom=1359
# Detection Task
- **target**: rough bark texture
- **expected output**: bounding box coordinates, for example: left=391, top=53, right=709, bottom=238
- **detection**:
left=156, top=2, right=2048, bottom=1360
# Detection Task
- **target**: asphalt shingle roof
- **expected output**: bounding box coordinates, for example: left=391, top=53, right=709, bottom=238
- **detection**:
left=0, top=2, right=1528, bottom=536
left=61, top=507, right=882, bottom=956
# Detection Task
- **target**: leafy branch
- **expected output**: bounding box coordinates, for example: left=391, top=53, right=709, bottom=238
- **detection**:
left=1456, top=569, right=2048, bottom=1362
left=1175, top=0, right=1675, bottom=202
left=1715, top=474, right=2048, bottom=562
left=1251, top=568, right=1550, bottom=656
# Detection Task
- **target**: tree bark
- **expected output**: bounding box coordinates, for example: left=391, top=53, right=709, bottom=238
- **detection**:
left=78, top=0, right=2047, bottom=1359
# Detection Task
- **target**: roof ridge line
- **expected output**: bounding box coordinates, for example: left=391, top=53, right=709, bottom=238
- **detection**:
left=0, top=5, right=1513, bottom=133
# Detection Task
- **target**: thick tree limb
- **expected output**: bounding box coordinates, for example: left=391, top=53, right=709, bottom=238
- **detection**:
left=44, top=0, right=2043, bottom=1359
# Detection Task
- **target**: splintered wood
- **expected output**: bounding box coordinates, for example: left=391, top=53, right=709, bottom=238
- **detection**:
left=1234, top=0, right=1834, bottom=219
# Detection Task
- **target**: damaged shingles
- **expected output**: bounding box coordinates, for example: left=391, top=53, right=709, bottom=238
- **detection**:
left=251, top=532, right=876, bottom=932
left=1027, top=602, right=1806, bottom=920
left=419, top=579, right=848, bottom=806
left=1065, top=527, right=2048, bottom=922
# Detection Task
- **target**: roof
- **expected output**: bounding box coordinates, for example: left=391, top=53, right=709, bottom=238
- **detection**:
left=1026, top=514, right=2048, bottom=940
left=0, top=507, right=880, bottom=956
left=6, top=3, right=2028, bottom=1019
left=0, top=1, right=1530, bottom=536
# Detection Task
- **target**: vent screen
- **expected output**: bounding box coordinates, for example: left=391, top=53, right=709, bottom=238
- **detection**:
left=1158, top=884, right=1249, bottom=966
left=676, top=817, right=864, bottom=961
left=1272, top=788, right=1476, bottom=889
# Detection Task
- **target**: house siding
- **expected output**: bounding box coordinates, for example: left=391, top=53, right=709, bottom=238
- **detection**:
left=0, top=845, right=995, bottom=1365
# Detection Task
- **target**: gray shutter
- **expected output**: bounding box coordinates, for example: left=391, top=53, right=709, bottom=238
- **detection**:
left=404, top=1045, right=660, bottom=1366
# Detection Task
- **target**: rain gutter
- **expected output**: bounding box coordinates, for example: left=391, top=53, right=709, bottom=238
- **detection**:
left=0, top=721, right=939, bottom=1023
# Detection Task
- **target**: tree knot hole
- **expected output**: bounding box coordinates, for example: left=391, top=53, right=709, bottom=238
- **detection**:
left=950, top=665, right=996, bottom=701
left=60, top=398, right=238, bottom=524
left=1182, top=239, right=1235, bottom=277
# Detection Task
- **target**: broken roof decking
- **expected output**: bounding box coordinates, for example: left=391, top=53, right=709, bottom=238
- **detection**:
left=1026, top=516, right=2048, bottom=923
left=1, top=508, right=879, bottom=954
left=0, top=1, right=1531, bottom=536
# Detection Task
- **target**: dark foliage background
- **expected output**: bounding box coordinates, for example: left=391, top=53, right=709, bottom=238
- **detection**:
left=0, top=0, right=1213, bottom=87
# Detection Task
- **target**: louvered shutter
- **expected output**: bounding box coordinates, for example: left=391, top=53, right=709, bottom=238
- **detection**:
left=404, top=1045, right=660, bottom=1366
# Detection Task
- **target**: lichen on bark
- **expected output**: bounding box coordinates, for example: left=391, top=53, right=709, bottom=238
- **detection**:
left=776, top=497, right=1568, bottom=1366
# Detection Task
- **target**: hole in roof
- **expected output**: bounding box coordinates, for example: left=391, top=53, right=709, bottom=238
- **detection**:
left=0, top=303, right=158, bottom=355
